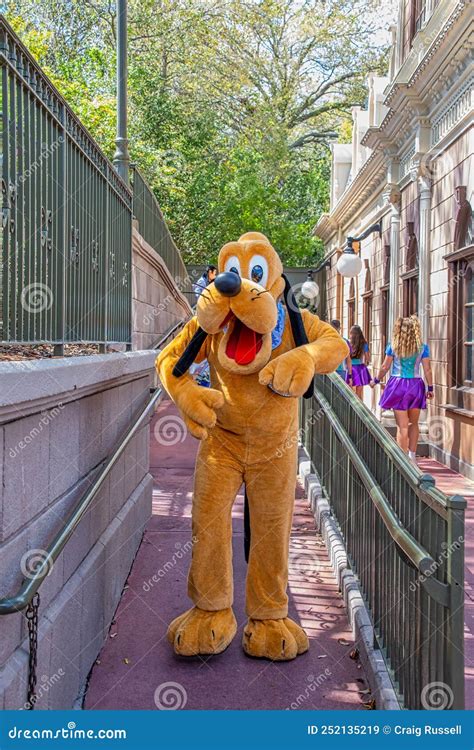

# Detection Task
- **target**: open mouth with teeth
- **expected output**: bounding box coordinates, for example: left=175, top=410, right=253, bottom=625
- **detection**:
left=221, top=313, right=264, bottom=365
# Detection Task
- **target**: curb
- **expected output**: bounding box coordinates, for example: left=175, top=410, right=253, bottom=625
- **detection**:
left=298, top=448, right=401, bottom=711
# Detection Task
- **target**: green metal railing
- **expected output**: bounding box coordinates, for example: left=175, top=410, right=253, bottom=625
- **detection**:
left=300, top=373, right=465, bottom=710
left=0, top=16, right=132, bottom=348
left=131, top=165, right=191, bottom=297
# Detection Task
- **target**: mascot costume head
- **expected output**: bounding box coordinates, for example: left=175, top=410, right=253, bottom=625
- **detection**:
left=156, top=232, right=348, bottom=661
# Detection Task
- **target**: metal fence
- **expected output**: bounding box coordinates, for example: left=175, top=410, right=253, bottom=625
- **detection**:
left=0, top=17, right=132, bottom=349
left=131, top=165, right=191, bottom=298
left=300, top=373, right=465, bottom=710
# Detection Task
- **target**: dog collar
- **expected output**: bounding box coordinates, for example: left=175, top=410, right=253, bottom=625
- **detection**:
left=271, top=302, right=285, bottom=349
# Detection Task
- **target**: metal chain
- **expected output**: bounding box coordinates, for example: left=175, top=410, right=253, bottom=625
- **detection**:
left=25, top=592, right=40, bottom=710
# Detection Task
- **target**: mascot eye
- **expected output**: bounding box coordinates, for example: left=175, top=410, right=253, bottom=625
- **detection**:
left=224, top=255, right=241, bottom=277
left=248, top=254, right=268, bottom=287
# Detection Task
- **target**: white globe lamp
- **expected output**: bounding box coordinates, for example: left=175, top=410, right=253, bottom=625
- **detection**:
left=301, top=272, right=319, bottom=300
left=336, top=240, right=363, bottom=278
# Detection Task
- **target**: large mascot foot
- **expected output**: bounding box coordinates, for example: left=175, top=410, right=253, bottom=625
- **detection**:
left=167, top=607, right=237, bottom=656
left=242, top=617, right=309, bottom=661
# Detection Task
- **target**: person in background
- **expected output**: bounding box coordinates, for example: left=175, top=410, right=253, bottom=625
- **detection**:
left=190, top=264, right=217, bottom=386
left=330, top=319, right=349, bottom=378
left=371, top=315, right=433, bottom=464
left=345, top=325, right=371, bottom=399
left=193, top=265, right=217, bottom=301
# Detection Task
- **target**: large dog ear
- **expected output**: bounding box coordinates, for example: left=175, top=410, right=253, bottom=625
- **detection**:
left=282, top=274, right=314, bottom=399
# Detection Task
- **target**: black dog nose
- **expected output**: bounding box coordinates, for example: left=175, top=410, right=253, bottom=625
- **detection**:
left=214, top=272, right=241, bottom=297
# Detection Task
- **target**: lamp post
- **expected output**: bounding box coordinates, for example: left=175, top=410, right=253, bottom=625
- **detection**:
left=113, top=0, right=130, bottom=185
left=336, top=223, right=382, bottom=277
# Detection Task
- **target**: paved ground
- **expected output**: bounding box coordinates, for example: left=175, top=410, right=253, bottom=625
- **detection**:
left=84, top=401, right=474, bottom=710
left=85, top=399, right=369, bottom=710
left=417, top=457, right=474, bottom=709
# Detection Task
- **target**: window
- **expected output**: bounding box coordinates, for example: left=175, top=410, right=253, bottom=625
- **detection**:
left=410, top=0, right=426, bottom=43
left=454, top=186, right=473, bottom=250
left=362, top=260, right=373, bottom=345
left=347, top=278, right=355, bottom=330
left=402, top=222, right=418, bottom=316
left=447, top=246, right=474, bottom=414
left=381, top=288, right=389, bottom=354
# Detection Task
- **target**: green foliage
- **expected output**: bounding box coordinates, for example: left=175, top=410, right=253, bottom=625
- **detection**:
left=5, top=0, right=392, bottom=266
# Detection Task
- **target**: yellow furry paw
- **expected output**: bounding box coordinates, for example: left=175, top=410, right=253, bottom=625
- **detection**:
left=242, top=617, right=309, bottom=661
left=167, top=607, right=237, bottom=656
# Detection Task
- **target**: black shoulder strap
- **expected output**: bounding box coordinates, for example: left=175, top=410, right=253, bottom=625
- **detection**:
left=172, top=326, right=208, bottom=377
left=282, top=274, right=314, bottom=399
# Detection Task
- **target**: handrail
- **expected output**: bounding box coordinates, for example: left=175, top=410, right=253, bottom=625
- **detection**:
left=0, top=323, right=187, bottom=616
left=323, top=373, right=464, bottom=511
left=313, top=388, right=450, bottom=607
left=0, top=387, right=163, bottom=615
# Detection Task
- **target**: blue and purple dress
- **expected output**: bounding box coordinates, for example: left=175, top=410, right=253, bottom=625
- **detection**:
left=379, top=343, right=429, bottom=411
left=345, top=342, right=371, bottom=386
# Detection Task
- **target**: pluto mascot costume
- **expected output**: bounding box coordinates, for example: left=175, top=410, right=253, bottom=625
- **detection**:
left=156, top=232, right=348, bottom=661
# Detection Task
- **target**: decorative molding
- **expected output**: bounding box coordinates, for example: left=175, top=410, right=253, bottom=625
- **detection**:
left=431, top=75, right=473, bottom=145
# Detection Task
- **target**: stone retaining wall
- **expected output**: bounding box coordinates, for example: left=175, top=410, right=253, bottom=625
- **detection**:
left=0, top=350, right=156, bottom=708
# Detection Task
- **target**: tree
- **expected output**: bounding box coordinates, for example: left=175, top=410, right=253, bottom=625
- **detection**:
left=5, top=0, right=393, bottom=265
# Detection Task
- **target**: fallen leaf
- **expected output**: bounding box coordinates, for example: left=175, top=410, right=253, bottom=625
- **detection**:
left=363, top=698, right=376, bottom=710
left=349, top=648, right=359, bottom=660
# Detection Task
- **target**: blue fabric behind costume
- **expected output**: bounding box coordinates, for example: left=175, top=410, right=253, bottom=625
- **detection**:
left=271, top=303, right=286, bottom=349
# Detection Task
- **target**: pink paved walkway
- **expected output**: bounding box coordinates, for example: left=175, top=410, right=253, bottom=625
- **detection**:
left=85, top=400, right=368, bottom=710
left=417, top=457, right=474, bottom=709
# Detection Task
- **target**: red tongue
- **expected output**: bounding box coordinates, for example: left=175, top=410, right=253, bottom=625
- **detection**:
left=226, top=319, right=260, bottom=365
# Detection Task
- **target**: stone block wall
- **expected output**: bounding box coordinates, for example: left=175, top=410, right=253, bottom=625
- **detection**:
left=0, top=351, right=156, bottom=708
left=132, top=226, right=192, bottom=350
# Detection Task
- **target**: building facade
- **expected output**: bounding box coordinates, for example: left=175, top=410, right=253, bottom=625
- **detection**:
left=315, top=0, right=473, bottom=477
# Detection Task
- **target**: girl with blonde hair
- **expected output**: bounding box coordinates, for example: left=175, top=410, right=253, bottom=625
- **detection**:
left=372, top=315, right=433, bottom=463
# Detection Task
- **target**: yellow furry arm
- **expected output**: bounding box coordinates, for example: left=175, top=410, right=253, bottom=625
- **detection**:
left=300, top=310, right=349, bottom=374
left=155, top=318, right=223, bottom=440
